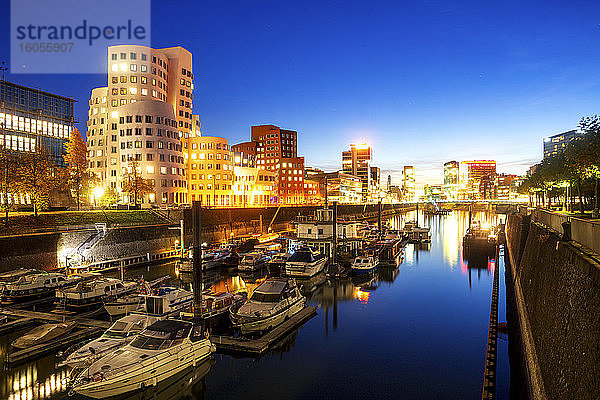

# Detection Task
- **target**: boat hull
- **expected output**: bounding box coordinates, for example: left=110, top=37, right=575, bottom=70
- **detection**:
left=104, top=300, right=143, bottom=317
left=351, top=266, right=377, bottom=275
left=285, top=257, right=327, bottom=278
left=73, top=339, right=213, bottom=399
left=233, top=297, right=305, bottom=335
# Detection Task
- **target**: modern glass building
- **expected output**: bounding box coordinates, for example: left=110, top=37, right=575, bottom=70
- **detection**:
left=0, top=80, right=74, bottom=166
left=542, top=130, right=583, bottom=159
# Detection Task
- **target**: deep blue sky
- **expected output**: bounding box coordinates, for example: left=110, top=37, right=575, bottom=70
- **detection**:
left=2, top=0, right=600, bottom=185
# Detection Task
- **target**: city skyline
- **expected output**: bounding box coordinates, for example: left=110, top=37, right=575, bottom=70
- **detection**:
left=2, top=1, right=599, bottom=185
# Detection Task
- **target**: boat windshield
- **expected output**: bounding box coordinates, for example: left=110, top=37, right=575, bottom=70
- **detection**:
left=131, top=320, right=191, bottom=349
left=104, top=330, right=128, bottom=339
left=16, top=275, right=36, bottom=284
left=250, top=292, right=281, bottom=302
left=288, top=250, right=315, bottom=263
left=130, top=334, right=170, bottom=350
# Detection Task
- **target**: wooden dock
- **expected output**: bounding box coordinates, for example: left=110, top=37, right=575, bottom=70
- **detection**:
left=0, top=308, right=111, bottom=329
left=212, top=306, right=317, bottom=356
left=0, top=317, right=37, bottom=336
left=6, top=327, right=104, bottom=366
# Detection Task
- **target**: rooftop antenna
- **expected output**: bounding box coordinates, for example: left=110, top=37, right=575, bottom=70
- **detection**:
left=0, top=61, right=7, bottom=81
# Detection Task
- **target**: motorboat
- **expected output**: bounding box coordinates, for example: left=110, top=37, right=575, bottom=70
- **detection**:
left=12, top=321, right=78, bottom=349
left=351, top=255, right=379, bottom=275
left=0, top=268, right=38, bottom=290
left=200, top=291, right=247, bottom=322
left=134, top=285, right=194, bottom=318
left=230, top=278, right=306, bottom=334
left=267, top=253, right=290, bottom=276
left=238, top=251, right=269, bottom=272
left=403, top=221, right=431, bottom=243
left=103, top=294, right=144, bottom=317
left=177, top=250, right=228, bottom=273
left=1, top=271, right=72, bottom=304
left=57, top=278, right=138, bottom=311
left=221, top=250, right=241, bottom=269
left=61, top=314, right=158, bottom=368
left=71, top=319, right=215, bottom=398
left=284, top=246, right=327, bottom=278
left=463, top=221, right=497, bottom=257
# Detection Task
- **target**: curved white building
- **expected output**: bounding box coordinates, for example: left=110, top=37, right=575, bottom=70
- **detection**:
left=87, top=45, right=194, bottom=205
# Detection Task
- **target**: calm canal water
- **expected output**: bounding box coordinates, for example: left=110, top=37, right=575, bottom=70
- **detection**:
left=0, top=210, right=513, bottom=400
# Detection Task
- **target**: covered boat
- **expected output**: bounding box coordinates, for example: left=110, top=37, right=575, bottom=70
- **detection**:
left=12, top=321, right=78, bottom=349
left=351, top=255, right=379, bottom=275
left=230, top=278, right=305, bottom=334
left=238, top=251, right=269, bottom=272
left=71, top=320, right=214, bottom=398
left=284, top=247, right=327, bottom=278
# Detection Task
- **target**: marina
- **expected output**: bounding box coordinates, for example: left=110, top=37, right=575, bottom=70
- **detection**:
left=0, top=209, right=511, bottom=400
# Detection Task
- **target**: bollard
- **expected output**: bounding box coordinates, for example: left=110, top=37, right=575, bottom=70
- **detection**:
left=561, top=221, right=571, bottom=242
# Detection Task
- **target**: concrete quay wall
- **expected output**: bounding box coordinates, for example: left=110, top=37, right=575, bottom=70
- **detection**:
left=505, top=213, right=600, bottom=400
left=0, top=204, right=412, bottom=272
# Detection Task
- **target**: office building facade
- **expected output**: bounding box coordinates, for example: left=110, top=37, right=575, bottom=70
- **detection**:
left=443, top=161, right=459, bottom=200
left=402, top=166, right=415, bottom=202
left=543, top=130, right=583, bottom=159
left=187, top=136, right=233, bottom=206
left=342, top=143, right=372, bottom=202
left=0, top=80, right=74, bottom=166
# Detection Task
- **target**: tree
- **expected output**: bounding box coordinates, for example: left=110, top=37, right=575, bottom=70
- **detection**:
left=101, top=187, right=118, bottom=207
left=121, top=160, right=154, bottom=208
left=0, top=145, right=20, bottom=226
left=576, top=115, right=600, bottom=217
left=64, top=127, right=90, bottom=210
left=18, top=146, right=58, bottom=217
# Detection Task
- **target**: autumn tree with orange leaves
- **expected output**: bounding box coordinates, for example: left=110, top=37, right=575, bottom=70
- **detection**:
left=64, top=128, right=92, bottom=210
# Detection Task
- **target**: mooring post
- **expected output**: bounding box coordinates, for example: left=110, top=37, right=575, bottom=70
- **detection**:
left=469, top=205, right=472, bottom=229
left=416, top=202, right=419, bottom=228
left=325, top=176, right=328, bottom=208
left=377, top=200, right=382, bottom=234
left=192, top=201, right=204, bottom=326
left=332, top=201, right=338, bottom=264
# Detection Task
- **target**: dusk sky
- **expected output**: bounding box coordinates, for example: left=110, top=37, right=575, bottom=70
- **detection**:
left=2, top=0, right=600, bottom=185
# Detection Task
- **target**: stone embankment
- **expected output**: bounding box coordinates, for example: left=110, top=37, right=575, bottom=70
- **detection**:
left=505, top=212, right=600, bottom=400
left=0, top=204, right=413, bottom=272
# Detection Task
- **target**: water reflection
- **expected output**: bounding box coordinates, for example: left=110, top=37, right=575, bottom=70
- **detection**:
left=0, top=209, right=510, bottom=400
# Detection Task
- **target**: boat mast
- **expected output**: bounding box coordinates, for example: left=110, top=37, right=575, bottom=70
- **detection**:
left=192, top=201, right=204, bottom=326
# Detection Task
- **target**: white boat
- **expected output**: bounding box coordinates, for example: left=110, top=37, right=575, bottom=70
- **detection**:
left=0, top=268, right=38, bottom=290
left=57, top=278, right=138, bottom=311
left=284, top=247, right=327, bottom=278
left=12, top=321, right=78, bottom=349
left=134, top=285, right=194, bottom=318
left=351, top=255, right=379, bottom=275
left=1, top=271, right=71, bottom=304
left=230, top=278, right=306, bottom=334
left=71, top=319, right=215, bottom=399
left=103, top=294, right=145, bottom=317
left=238, top=251, right=269, bottom=272
left=61, top=314, right=158, bottom=368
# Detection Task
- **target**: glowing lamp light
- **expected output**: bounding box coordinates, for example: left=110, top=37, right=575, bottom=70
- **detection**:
left=93, top=186, right=105, bottom=199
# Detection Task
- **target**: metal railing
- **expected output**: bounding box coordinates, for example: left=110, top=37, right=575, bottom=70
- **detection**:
left=530, top=208, right=600, bottom=255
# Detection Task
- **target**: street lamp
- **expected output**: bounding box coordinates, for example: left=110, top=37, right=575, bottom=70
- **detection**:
left=93, top=186, right=105, bottom=207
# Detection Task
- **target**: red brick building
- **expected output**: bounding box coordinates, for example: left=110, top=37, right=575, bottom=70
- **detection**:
left=232, top=125, right=306, bottom=204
